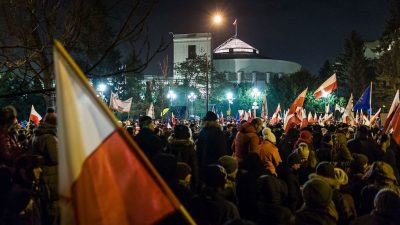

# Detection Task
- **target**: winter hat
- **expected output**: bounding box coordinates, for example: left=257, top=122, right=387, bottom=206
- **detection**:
left=218, top=156, right=238, bottom=174
left=287, top=152, right=301, bottom=165
left=173, top=124, right=190, bottom=139
left=203, top=111, right=218, bottom=121
left=296, top=142, right=310, bottom=161
left=350, top=153, right=368, bottom=173
left=298, top=130, right=313, bottom=145
left=43, top=107, right=57, bottom=125
left=302, top=178, right=333, bottom=208
left=203, top=164, right=227, bottom=188
left=365, top=161, right=397, bottom=183
left=262, top=127, right=276, bottom=144
left=316, top=161, right=335, bottom=179
left=139, top=116, right=152, bottom=126
left=176, top=162, right=191, bottom=180
left=334, top=168, right=348, bottom=186
left=373, top=188, right=400, bottom=215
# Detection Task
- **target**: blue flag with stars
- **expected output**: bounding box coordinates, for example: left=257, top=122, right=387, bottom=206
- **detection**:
left=354, top=85, right=371, bottom=110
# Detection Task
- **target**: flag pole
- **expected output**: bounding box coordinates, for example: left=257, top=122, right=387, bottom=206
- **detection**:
left=235, top=21, right=238, bottom=37
left=369, top=81, right=372, bottom=119
left=53, top=40, right=196, bottom=225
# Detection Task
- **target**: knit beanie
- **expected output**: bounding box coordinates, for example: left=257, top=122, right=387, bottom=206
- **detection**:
left=303, top=178, right=333, bottom=208
left=262, top=127, right=276, bottom=144
left=203, top=164, right=227, bottom=188
left=173, top=124, right=190, bottom=139
left=203, top=111, right=218, bottom=121
left=373, top=188, right=400, bottom=215
left=218, top=156, right=238, bottom=174
left=43, top=108, right=57, bottom=125
left=298, top=130, right=313, bottom=145
left=316, top=161, right=335, bottom=179
left=334, top=168, right=348, bottom=186
left=296, top=142, right=310, bottom=162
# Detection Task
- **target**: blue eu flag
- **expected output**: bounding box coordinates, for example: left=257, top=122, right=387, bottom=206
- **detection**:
left=354, top=85, right=371, bottom=110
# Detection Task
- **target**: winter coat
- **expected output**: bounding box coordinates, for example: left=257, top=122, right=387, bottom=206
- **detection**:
left=0, top=125, right=23, bottom=167
left=256, top=202, right=293, bottom=225
left=347, top=137, right=381, bottom=163
left=257, top=140, right=282, bottom=176
left=257, top=174, right=288, bottom=206
left=196, top=121, right=228, bottom=169
left=166, top=137, right=198, bottom=188
left=351, top=212, right=400, bottom=225
left=334, top=133, right=353, bottom=164
left=188, top=188, right=240, bottom=225
left=233, top=123, right=260, bottom=162
left=316, top=142, right=334, bottom=162
left=134, top=128, right=164, bottom=161
left=360, top=183, right=400, bottom=215
left=295, top=207, right=337, bottom=225
left=382, top=140, right=400, bottom=181
left=277, top=164, right=303, bottom=212
left=31, top=122, right=58, bottom=202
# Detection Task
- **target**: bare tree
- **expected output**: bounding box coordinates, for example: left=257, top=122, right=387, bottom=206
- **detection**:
left=0, top=0, right=169, bottom=106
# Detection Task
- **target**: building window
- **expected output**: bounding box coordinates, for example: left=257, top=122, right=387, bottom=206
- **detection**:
left=188, top=45, right=196, bottom=59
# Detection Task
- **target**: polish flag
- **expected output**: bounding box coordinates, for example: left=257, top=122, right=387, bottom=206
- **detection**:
left=314, top=113, right=318, bottom=123
left=342, top=94, right=354, bottom=125
left=313, top=74, right=337, bottom=99
left=369, top=108, right=381, bottom=126
left=360, top=110, right=364, bottom=125
left=301, top=109, right=308, bottom=128
left=383, top=90, right=400, bottom=133
left=220, top=112, right=224, bottom=124
left=29, top=105, right=42, bottom=125
left=308, top=112, right=314, bottom=124
left=284, top=113, right=301, bottom=132
left=390, top=105, right=400, bottom=145
left=288, top=88, right=308, bottom=115
left=54, top=41, right=189, bottom=225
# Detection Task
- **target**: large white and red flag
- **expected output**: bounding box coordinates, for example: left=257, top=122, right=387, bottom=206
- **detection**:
left=389, top=105, right=400, bottom=145
left=301, top=109, right=308, bottom=128
left=342, top=94, right=354, bottom=125
left=383, top=90, right=400, bottom=133
left=29, top=105, right=42, bottom=125
left=288, top=88, right=308, bottom=115
left=270, top=104, right=281, bottom=124
left=54, top=41, right=193, bottom=225
left=313, top=74, right=337, bottom=99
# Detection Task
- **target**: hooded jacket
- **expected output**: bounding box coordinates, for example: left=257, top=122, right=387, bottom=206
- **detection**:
left=233, top=122, right=260, bottom=162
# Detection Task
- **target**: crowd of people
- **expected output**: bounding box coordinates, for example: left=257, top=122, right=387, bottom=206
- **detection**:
left=1, top=105, right=400, bottom=225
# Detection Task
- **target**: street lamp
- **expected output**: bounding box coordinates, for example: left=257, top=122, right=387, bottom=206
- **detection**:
left=251, top=88, right=261, bottom=117
left=188, top=92, right=197, bottom=116
left=226, top=92, right=234, bottom=116
left=96, top=83, right=107, bottom=99
left=167, top=90, right=177, bottom=106
left=206, top=12, right=224, bottom=112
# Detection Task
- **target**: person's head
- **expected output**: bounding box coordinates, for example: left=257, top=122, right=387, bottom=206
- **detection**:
left=350, top=153, right=368, bottom=174
left=152, top=154, right=177, bottom=184
left=203, top=164, right=227, bottom=189
left=0, top=106, right=17, bottom=126
left=176, top=162, right=192, bottom=188
left=262, top=127, right=276, bottom=144
left=296, top=142, right=310, bottom=163
left=218, top=156, right=238, bottom=177
left=302, top=178, right=333, bottom=208
left=173, top=124, right=191, bottom=139
left=373, top=188, right=400, bottom=217
left=287, top=152, right=302, bottom=170
left=334, top=167, right=348, bottom=189
left=203, top=111, right=218, bottom=122
left=316, top=161, right=336, bottom=179
left=43, top=107, right=57, bottom=125
left=139, top=116, right=154, bottom=131
left=364, top=161, right=397, bottom=185
left=250, top=118, right=263, bottom=133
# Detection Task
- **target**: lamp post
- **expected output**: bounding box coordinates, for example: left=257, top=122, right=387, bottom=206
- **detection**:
left=205, top=13, right=223, bottom=112
left=251, top=88, right=261, bottom=117
left=226, top=92, right=234, bottom=116
left=167, top=90, right=176, bottom=107
left=188, top=92, right=197, bottom=116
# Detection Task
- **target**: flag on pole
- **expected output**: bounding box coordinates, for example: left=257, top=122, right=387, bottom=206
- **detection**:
left=220, top=112, right=224, bottom=124
left=110, top=92, right=132, bottom=113
left=288, top=88, right=308, bottom=115
left=313, top=74, right=337, bottom=99
left=171, top=112, right=177, bottom=126
left=314, top=113, right=318, bottom=123
left=308, top=112, right=314, bottom=124
left=29, top=105, right=42, bottom=125
left=383, top=90, right=400, bottom=133
left=301, top=109, right=308, bottom=128
left=369, top=108, right=381, bottom=126
left=342, top=94, right=354, bottom=125
left=233, top=19, right=237, bottom=25
left=354, top=84, right=372, bottom=110
left=161, top=108, right=169, bottom=117
left=146, top=103, right=155, bottom=119
left=211, top=105, right=216, bottom=114
left=261, top=95, right=268, bottom=120
left=390, top=105, right=400, bottom=145
left=53, top=41, right=193, bottom=225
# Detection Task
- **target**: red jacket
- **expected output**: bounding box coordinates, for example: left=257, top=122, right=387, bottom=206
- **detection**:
left=257, top=140, right=282, bottom=176
left=233, top=123, right=260, bottom=162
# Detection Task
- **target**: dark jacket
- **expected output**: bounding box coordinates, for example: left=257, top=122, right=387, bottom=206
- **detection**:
left=188, top=188, right=240, bottom=225
left=31, top=122, right=58, bottom=202
left=351, top=212, right=400, bottom=225
left=347, top=137, right=381, bottom=163
left=134, top=128, right=164, bottom=161
left=196, top=121, right=228, bottom=169
left=0, top=125, right=23, bottom=167
left=295, top=207, right=337, bottom=225
left=277, top=164, right=302, bottom=212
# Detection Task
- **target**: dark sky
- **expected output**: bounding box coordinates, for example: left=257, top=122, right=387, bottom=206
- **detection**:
left=145, top=0, right=390, bottom=75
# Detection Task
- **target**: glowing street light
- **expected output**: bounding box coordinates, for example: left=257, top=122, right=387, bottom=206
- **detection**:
left=213, top=14, right=223, bottom=25
left=97, top=83, right=107, bottom=92
left=167, top=90, right=177, bottom=106
left=251, top=88, right=261, bottom=117
left=226, top=92, right=234, bottom=116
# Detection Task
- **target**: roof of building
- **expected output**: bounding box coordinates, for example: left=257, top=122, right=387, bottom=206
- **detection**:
left=214, top=36, right=259, bottom=54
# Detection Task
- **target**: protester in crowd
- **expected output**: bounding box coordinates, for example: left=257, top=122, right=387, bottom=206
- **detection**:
left=188, top=165, right=240, bottom=225
left=0, top=106, right=23, bottom=167
left=316, top=134, right=334, bottom=162
left=379, top=134, right=400, bottom=181
left=334, top=125, right=353, bottom=167
left=30, top=108, right=59, bottom=225
left=134, top=116, right=164, bottom=161
left=351, top=188, right=400, bottom=225
left=167, top=124, right=198, bottom=189
left=347, top=153, right=369, bottom=213
left=257, top=127, right=282, bottom=176
left=196, top=111, right=228, bottom=169
left=278, top=128, right=299, bottom=165
left=233, top=118, right=263, bottom=162
left=347, top=126, right=381, bottom=163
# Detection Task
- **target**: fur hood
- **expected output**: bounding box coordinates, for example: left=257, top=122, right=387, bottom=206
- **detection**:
left=202, top=120, right=221, bottom=129
left=168, top=136, right=194, bottom=146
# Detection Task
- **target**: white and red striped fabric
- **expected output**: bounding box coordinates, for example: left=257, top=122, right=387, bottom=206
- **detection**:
left=307, top=112, right=314, bottom=124
left=288, top=88, right=308, bottom=115
left=313, top=74, right=337, bottom=99
left=369, top=108, right=381, bottom=126
left=54, top=41, right=184, bottom=225
left=383, top=90, right=400, bottom=133
left=301, top=109, right=308, bottom=128
left=29, top=105, right=42, bottom=125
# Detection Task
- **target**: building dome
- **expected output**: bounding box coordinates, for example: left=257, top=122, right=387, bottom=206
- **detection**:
left=214, top=37, right=259, bottom=54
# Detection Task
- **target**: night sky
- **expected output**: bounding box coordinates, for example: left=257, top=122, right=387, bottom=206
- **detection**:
left=145, top=0, right=389, bottom=75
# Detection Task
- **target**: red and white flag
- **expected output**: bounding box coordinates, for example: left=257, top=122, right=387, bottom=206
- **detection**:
left=342, top=94, right=354, bottom=125
left=313, top=74, right=337, bottom=99
left=171, top=112, right=177, bottom=126
left=308, top=112, right=314, bottom=124
left=233, top=19, right=237, bottom=25
left=284, top=113, right=301, bottom=132
left=29, top=105, right=42, bottom=125
left=314, top=113, right=318, bottom=123
left=220, top=112, right=224, bottom=124
left=110, top=92, right=132, bottom=113
left=289, top=88, right=308, bottom=115
left=383, top=90, right=400, bottom=133
left=369, top=108, right=381, bottom=126
left=54, top=41, right=189, bottom=225
left=389, top=105, right=400, bottom=145
left=146, top=102, right=155, bottom=119
left=301, top=109, right=308, bottom=128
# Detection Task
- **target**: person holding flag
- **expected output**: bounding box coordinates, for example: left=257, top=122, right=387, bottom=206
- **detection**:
left=29, top=105, right=42, bottom=125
